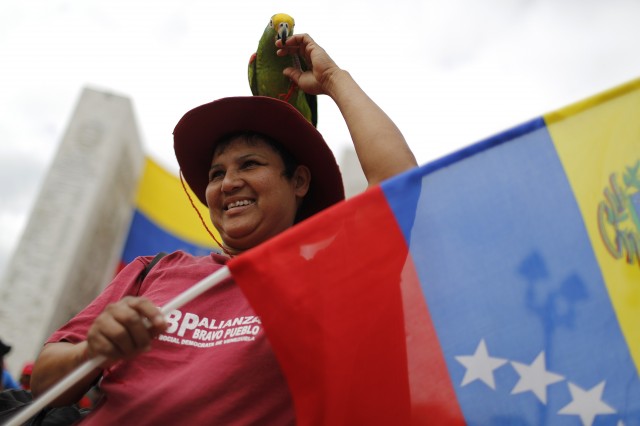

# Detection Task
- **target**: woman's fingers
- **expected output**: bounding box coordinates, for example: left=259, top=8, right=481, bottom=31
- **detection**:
left=86, top=297, right=166, bottom=361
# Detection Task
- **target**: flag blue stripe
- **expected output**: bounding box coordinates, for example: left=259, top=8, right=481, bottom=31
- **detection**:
left=382, top=117, right=546, bottom=245
left=384, top=124, right=640, bottom=424
left=121, top=210, right=215, bottom=263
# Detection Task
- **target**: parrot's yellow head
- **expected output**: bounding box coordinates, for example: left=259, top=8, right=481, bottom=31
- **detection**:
left=268, top=13, right=295, bottom=45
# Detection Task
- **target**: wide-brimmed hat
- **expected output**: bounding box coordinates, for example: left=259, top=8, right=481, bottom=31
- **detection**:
left=174, top=96, right=345, bottom=221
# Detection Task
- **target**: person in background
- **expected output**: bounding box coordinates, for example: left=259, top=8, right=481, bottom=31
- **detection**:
left=19, top=362, right=34, bottom=391
left=0, top=339, right=19, bottom=391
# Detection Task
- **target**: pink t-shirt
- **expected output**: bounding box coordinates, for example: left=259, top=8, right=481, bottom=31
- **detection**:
left=47, top=251, right=294, bottom=425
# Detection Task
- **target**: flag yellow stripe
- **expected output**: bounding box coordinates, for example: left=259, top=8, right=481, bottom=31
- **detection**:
left=546, top=78, right=640, bottom=372
left=135, top=157, right=218, bottom=247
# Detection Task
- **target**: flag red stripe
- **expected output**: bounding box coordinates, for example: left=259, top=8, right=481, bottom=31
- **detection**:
left=229, top=187, right=462, bottom=424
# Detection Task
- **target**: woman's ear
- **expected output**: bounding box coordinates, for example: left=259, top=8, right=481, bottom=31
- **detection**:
left=293, top=165, right=311, bottom=198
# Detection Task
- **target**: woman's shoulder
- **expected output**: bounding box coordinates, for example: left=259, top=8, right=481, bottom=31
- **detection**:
left=136, top=250, right=226, bottom=264
left=136, top=250, right=228, bottom=274
left=133, top=250, right=230, bottom=296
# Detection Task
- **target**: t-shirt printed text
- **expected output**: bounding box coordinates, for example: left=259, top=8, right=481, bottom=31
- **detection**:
left=158, top=309, right=262, bottom=348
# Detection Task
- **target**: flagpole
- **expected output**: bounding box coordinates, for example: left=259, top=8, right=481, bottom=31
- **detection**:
left=4, top=266, right=232, bottom=426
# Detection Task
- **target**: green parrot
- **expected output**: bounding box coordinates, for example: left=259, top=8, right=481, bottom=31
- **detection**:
left=248, top=13, right=317, bottom=127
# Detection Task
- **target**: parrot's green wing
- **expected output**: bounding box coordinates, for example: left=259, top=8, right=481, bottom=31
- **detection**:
left=248, top=52, right=258, bottom=96
left=300, top=56, right=318, bottom=127
left=307, top=91, right=318, bottom=127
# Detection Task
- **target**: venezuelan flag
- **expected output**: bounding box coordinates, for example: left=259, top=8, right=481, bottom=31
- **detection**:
left=119, top=158, right=217, bottom=270
left=228, top=78, right=640, bottom=425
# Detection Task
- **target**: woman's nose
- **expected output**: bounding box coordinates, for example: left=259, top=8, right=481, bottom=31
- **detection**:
left=221, top=169, right=243, bottom=193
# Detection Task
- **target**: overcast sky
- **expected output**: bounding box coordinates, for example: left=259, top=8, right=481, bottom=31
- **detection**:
left=1, top=0, right=640, bottom=276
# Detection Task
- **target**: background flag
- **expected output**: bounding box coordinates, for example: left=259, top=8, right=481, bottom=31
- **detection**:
left=228, top=78, right=640, bottom=425
left=119, top=157, right=217, bottom=270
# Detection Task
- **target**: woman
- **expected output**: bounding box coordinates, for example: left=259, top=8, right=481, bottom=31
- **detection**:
left=31, top=34, right=417, bottom=424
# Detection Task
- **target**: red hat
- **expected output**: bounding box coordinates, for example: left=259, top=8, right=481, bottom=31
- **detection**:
left=174, top=96, right=345, bottom=222
left=21, top=362, right=34, bottom=376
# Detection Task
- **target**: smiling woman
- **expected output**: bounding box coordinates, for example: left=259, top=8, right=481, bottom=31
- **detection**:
left=174, top=95, right=344, bottom=226
left=204, top=132, right=311, bottom=254
left=30, top=33, right=417, bottom=425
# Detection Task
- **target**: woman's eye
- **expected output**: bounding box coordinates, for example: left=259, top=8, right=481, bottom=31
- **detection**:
left=209, top=170, right=224, bottom=181
left=241, top=160, right=259, bottom=169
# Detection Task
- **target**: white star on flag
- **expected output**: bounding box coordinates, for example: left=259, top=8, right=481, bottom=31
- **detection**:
left=510, top=351, right=564, bottom=404
left=455, top=339, right=507, bottom=389
left=558, top=381, right=616, bottom=426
